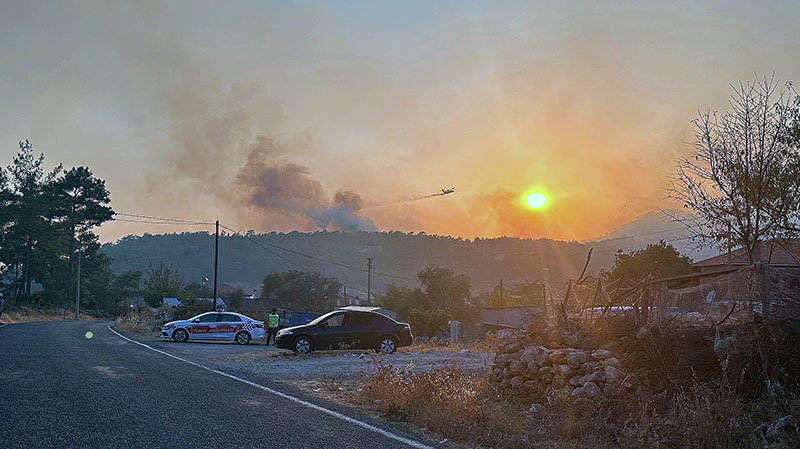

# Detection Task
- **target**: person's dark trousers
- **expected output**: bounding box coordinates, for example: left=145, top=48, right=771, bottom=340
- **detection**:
left=268, top=327, right=278, bottom=345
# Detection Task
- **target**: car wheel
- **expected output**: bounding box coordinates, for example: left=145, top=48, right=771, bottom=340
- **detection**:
left=294, top=336, right=312, bottom=354
left=172, top=328, right=189, bottom=343
left=235, top=331, right=251, bottom=345
left=377, top=336, right=397, bottom=354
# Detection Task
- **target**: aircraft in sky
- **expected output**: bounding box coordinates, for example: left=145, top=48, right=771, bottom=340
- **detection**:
left=441, top=187, right=455, bottom=195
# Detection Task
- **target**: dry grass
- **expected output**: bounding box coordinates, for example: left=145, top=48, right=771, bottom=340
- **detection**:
left=2, top=306, right=96, bottom=323
left=114, top=310, right=159, bottom=335
left=361, top=356, right=800, bottom=449
left=398, top=333, right=500, bottom=354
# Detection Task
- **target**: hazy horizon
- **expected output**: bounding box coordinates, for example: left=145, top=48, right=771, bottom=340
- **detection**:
left=3, top=1, right=799, bottom=243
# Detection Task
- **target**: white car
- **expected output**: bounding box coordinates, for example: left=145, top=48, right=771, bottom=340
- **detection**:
left=161, top=312, right=265, bottom=345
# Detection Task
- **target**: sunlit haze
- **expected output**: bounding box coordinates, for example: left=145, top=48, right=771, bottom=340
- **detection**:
left=2, top=1, right=799, bottom=242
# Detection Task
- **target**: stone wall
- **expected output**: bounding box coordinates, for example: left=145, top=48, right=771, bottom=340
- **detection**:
left=489, top=340, right=635, bottom=401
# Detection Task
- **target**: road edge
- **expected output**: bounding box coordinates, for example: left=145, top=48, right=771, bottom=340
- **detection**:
left=106, top=325, right=434, bottom=449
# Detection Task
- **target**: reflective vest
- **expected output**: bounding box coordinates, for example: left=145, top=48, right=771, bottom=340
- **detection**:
left=268, top=313, right=280, bottom=328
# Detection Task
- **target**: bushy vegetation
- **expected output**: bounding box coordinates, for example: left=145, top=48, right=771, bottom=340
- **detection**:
left=606, top=241, right=693, bottom=285
left=261, top=270, right=341, bottom=312
left=377, top=266, right=481, bottom=336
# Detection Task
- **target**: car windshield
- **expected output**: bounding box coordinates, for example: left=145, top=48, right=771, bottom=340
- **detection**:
left=307, top=311, right=338, bottom=326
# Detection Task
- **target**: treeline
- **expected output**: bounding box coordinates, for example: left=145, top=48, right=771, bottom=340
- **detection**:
left=0, top=141, right=119, bottom=313
left=377, top=242, right=693, bottom=336
left=101, top=230, right=650, bottom=296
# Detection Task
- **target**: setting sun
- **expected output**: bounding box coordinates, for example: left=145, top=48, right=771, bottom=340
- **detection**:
left=525, top=192, right=547, bottom=209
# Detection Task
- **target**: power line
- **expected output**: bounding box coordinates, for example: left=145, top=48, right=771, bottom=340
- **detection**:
left=218, top=224, right=369, bottom=294
left=110, top=218, right=214, bottom=226
left=114, top=212, right=215, bottom=225
left=218, top=223, right=417, bottom=282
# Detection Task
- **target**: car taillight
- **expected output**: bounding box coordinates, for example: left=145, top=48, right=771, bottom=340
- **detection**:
left=254, top=322, right=264, bottom=328
left=402, top=323, right=411, bottom=331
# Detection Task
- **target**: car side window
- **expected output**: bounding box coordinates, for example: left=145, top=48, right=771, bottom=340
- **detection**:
left=220, top=314, right=241, bottom=322
left=353, top=314, right=373, bottom=326
left=198, top=314, right=217, bottom=323
left=325, top=313, right=347, bottom=327
left=373, top=315, right=394, bottom=328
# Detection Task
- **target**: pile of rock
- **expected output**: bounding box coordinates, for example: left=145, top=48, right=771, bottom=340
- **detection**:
left=489, top=342, right=634, bottom=401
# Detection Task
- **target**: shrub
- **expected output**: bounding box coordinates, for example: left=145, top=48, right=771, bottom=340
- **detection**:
left=173, top=297, right=213, bottom=320
left=408, top=308, right=450, bottom=337
left=363, top=356, right=800, bottom=448
left=115, top=307, right=159, bottom=334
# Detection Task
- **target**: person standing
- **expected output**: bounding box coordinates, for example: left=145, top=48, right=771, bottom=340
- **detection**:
left=267, top=308, right=280, bottom=345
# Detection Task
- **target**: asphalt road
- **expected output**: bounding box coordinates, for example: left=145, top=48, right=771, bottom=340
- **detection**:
left=0, top=320, right=436, bottom=449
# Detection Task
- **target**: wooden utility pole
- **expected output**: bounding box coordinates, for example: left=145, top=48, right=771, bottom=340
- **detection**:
left=761, top=263, right=770, bottom=317
left=499, top=279, right=504, bottom=306
left=367, top=258, right=373, bottom=304
left=727, top=223, right=732, bottom=266
left=75, top=247, right=82, bottom=320
left=213, top=220, right=219, bottom=311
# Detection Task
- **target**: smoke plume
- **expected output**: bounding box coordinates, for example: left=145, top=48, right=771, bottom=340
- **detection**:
left=234, top=137, right=377, bottom=231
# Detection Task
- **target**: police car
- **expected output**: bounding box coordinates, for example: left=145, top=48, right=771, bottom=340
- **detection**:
left=161, top=312, right=265, bottom=345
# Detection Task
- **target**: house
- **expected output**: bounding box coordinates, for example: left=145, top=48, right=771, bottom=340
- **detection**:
left=161, top=297, right=227, bottom=310
left=162, top=297, right=181, bottom=307
left=235, top=298, right=284, bottom=315
left=692, top=239, right=800, bottom=273
left=680, top=239, right=800, bottom=315
left=217, top=283, right=257, bottom=300
left=482, top=305, right=544, bottom=329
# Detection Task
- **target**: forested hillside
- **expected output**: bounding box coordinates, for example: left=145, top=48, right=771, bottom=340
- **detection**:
left=101, top=231, right=651, bottom=296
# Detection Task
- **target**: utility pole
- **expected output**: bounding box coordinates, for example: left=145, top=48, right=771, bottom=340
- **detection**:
left=367, top=258, right=373, bottom=304
left=499, top=279, right=504, bottom=306
left=727, top=223, right=732, bottom=266
left=213, top=220, right=219, bottom=311
left=75, top=247, right=82, bottom=320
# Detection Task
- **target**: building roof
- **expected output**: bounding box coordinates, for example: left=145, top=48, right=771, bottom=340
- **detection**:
left=693, top=239, right=800, bottom=268
left=162, top=297, right=181, bottom=307
left=217, top=283, right=257, bottom=298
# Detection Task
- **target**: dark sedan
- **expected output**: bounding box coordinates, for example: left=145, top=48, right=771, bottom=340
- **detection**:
left=275, top=310, right=413, bottom=354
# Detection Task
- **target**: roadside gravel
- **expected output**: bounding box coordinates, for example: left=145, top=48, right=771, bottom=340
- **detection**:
left=132, top=332, right=493, bottom=381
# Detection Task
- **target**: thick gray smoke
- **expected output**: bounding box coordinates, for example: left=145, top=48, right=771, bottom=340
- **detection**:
left=309, top=190, right=377, bottom=232
left=235, top=137, right=377, bottom=232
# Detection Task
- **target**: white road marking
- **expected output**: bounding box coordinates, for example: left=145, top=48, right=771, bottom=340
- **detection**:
left=107, top=326, right=433, bottom=449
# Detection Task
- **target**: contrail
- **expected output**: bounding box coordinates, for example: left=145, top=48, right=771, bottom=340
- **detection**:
left=363, top=189, right=454, bottom=209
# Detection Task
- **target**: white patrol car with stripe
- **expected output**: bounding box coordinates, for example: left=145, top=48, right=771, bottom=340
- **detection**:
left=161, top=312, right=265, bottom=345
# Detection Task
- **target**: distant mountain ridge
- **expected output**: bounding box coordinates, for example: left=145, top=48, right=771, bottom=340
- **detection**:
left=591, top=209, right=719, bottom=262
left=100, top=210, right=721, bottom=295
left=100, top=232, right=619, bottom=296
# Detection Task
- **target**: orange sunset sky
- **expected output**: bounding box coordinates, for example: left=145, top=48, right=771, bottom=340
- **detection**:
left=2, top=1, right=799, bottom=242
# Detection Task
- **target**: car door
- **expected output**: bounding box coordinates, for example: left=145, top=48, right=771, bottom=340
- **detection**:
left=350, top=313, right=376, bottom=349
left=315, top=312, right=352, bottom=349
left=188, top=313, right=218, bottom=340
left=216, top=313, right=242, bottom=340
